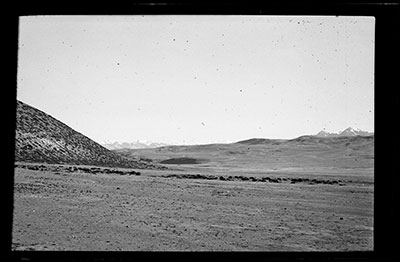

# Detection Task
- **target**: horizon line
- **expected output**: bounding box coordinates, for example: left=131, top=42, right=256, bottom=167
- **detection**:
left=98, top=131, right=375, bottom=147
left=16, top=99, right=374, bottom=147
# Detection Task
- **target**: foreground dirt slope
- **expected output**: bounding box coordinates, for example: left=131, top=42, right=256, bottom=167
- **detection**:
left=14, top=100, right=162, bottom=169
left=13, top=163, right=373, bottom=251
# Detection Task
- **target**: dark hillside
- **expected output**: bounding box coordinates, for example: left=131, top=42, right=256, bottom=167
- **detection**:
left=14, top=100, right=165, bottom=169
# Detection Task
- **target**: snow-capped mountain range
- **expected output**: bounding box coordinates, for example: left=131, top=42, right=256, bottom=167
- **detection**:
left=101, top=127, right=373, bottom=150
left=315, top=127, right=374, bottom=138
left=101, top=140, right=169, bottom=150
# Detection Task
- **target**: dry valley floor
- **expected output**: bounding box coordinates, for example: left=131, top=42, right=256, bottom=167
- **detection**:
left=12, top=163, right=373, bottom=251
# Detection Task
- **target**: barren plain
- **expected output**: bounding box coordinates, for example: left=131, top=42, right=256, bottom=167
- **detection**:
left=13, top=136, right=373, bottom=251
left=13, top=100, right=374, bottom=251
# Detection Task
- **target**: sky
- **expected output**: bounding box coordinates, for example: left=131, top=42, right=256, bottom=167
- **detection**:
left=17, top=15, right=374, bottom=145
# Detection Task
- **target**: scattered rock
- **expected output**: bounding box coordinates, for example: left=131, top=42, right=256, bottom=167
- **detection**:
left=159, top=173, right=344, bottom=187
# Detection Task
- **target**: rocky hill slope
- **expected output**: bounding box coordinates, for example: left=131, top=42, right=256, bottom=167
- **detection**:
left=14, top=100, right=164, bottom=169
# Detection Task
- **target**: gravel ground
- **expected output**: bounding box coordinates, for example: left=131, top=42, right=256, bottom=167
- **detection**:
left=12, top=163, right=373, bottom=251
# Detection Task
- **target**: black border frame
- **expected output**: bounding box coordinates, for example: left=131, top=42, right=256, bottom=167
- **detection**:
left=4, top=1, right=398, bottom=261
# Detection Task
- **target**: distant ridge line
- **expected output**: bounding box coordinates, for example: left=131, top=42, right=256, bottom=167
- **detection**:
left=235, top=128, right=373, bottom=145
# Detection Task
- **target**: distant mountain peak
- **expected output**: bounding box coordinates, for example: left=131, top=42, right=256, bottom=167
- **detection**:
left=315, top=130, right=338, bottom=137
left=315, top=127, right=373, bottom=137
left=342, top=127, right=362, bottom=132
left=101, top=141, right=169, bottom=150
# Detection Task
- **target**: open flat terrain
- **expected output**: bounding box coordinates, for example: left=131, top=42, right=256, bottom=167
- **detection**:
left=12, top=101, right=374, bottom=251
left=12, top=158, right=373, bottom=251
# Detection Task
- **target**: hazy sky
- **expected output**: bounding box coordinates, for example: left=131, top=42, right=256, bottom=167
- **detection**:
left=17, top=15, right=374, bottom=145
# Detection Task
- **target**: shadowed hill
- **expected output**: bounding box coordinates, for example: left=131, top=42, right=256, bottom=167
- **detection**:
left=14, top=100, right=165, bottom=169
left=160, top=157, right=205, bottom=165
left=235, top=138, right=281, bottom=145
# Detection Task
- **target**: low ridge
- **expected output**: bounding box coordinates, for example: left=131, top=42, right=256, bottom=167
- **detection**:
left=235, top=138, right=276, bottom=145
left=14, top=100, right=165, bottom=169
